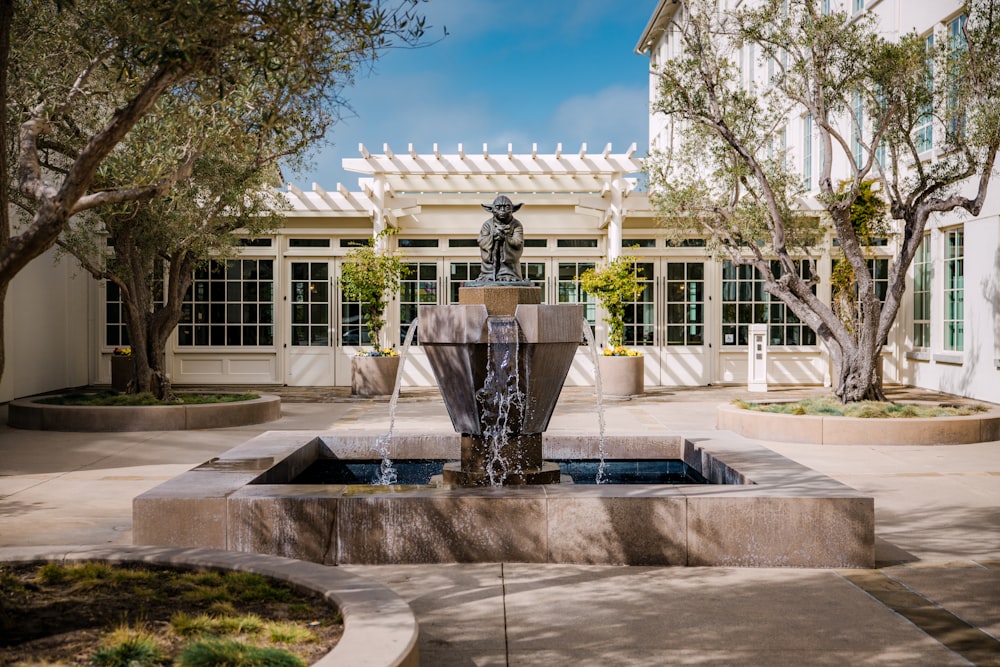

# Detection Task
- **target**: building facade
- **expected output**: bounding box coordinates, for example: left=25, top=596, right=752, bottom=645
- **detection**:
left=3, top=0, right=997, bottom=404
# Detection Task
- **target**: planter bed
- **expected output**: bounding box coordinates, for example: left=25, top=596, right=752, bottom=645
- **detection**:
left=717, top=400, right=1000, bottom=445
left=7, top=393, right=281, bottom=432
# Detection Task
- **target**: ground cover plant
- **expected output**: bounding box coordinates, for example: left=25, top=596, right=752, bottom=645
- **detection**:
left=734, top=396, right=988, bottom=418
left=0, top=561, right=342, bottom=666
left=38, top=391, right=259, bottom=406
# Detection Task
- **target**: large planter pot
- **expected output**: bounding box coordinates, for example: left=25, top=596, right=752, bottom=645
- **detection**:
left=351, top=355, right=401, bottom=397
left=597, top=354, right=644, bottom=397
left=110, top=355, right=134, bottom=392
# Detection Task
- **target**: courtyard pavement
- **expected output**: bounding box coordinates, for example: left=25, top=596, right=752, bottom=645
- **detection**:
left=0, top=384, right=998, bottom=665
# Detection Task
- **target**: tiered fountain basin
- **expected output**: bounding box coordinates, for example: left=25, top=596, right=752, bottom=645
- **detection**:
left=133, top=431, right=874, bottom=568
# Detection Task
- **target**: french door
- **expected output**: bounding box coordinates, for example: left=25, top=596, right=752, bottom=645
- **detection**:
left=286, top=260, right=336, bottom=386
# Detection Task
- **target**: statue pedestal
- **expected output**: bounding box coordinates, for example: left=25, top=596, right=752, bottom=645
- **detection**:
left=458, top=285, right=540, bottom=315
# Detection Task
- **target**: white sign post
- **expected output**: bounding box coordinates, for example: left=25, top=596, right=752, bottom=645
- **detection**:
left=748, top=324, right=768, bottom=392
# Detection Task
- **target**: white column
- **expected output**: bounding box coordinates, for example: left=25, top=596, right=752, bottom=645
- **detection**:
left=607, top=175, right=624, bottom=260
left=371, top=174, right=387, bottom=250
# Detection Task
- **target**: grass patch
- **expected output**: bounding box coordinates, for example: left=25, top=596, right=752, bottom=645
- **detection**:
left=734, top=395, right=989, bottom=418
left=0, top=562, right=341, bottom=666
left=38, top=390, right=259, bottom=406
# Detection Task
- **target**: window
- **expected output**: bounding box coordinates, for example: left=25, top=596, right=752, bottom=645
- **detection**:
left=912, top=236, right=931, bottom=348
left=722, top=260, right=816, bottom=346
left=399, top=261, right=438, bottom=344
left=289, top=239, right=330, bottom=248
left=852, top=90, right=864, bottom=168
left=944, top=228, right=964, bottom=351
left=853, top=0, right=864, bottom=13
left=623, top=239, right=656, bottom=248
left=448, top=239, right=479, bottom=248
left=803, top=114, right=813, bottom=190
left=557, top=239, right=598, bottom=248
left=290, top=262, right=329, bottom=346
left=822, top=0, right=831, bottom=15
left=665, top=262, right=705, bottom=346
left=448, top=261, right=480, bottom=303
left=398, top=239, right=439, bottom=248
left=947, top=14, right=968, bottom=140
left=914, top=34, right=934, bottom=153
left=558, top=262, right=596, bottom=339
left=178, top=259, right=274, bottom=346
left=623, top=262, right=655, bottom=346
left=520, top=261, right=547, bottom=301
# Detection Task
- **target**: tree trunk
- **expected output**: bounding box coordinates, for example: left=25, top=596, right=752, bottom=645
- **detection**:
left=834, top=343, right=885, bottom=403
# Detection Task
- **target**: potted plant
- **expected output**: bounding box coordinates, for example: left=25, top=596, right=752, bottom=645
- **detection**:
left=339, top=229, right=408, bottom=396
left=580, top=255, right=645, bottom=396
left=110, top=346, right=135, bottom=393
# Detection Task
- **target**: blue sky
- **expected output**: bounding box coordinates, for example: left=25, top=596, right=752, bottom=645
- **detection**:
left=286, top=0, right=660, bottom=189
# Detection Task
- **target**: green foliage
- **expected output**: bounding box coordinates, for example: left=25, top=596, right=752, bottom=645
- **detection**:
left=92, top=625, right=165, bottom=667
left=38, top=392, right=259, bottom=406
left=338, top=229, right=409, bottom=348
left=736, top=396, right=988, bottom=417
left=579, top=255, right=644, bottom=349
left=830, top=181, right=889, bottom=331
left=177, top=638, right=305, bottom=667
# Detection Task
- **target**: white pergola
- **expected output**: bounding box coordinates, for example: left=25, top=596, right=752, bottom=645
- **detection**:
left=285, top=142, right=645, bottom=257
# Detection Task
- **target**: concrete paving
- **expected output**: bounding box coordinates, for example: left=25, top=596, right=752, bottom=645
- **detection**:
left=1, top=384, right=998, bottom=665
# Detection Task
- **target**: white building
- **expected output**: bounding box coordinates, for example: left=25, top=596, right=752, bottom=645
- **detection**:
left=3, top=0, right=997, bottom=404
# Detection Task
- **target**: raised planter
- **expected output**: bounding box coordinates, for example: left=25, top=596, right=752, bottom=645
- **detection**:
left=0, top=545, right=419, bottom=667
left=597, top=354, right=644, bottom=397
left=717, top=401, right=1000, bottom=445
left=7, top=393, right=281, bottom=432
left=351, top=356, right=400, bottom=397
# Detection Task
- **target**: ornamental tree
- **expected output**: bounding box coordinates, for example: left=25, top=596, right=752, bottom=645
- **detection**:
left=647, top=0, right=1000, bottom=402
left=580, top=255, right=644, bottom=350
left=339, top=230, right=409, bottom=351
left=0, top=0, right=428, bottom=386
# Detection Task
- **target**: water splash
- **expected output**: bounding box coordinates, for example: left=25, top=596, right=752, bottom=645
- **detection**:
left=581, top=320, right=609, bottom=484
left=372, top=318, right=419, bottom=486
left=476, top=317, right=525, bottom=486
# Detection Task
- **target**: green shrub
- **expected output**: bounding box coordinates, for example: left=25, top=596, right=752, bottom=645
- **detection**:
left=177, top=638, right=305, bottom=667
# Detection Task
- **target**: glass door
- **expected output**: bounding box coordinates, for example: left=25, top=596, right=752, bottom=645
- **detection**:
left=286, top=260, right=335, bottom=386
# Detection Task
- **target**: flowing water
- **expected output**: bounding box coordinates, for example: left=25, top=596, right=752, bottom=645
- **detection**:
left=581, top=321, right=609, bottom=484
left=371, top=318, right=419, bottom=486
left=476, top=317, right=525, bottom=486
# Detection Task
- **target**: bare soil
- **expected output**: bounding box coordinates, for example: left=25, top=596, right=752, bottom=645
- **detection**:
left=0, top=561, right=342, bottom=666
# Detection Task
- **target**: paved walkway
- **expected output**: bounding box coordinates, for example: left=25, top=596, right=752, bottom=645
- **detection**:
left=1, top=385, right=998, bottom=665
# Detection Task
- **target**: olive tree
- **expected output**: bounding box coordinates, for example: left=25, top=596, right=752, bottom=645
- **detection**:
left=0, top=0, right=428, bottom=385
left=647, top=0, right=1000, bottom=402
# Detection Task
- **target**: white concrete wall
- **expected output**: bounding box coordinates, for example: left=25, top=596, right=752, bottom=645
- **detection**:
left=0, top=247, right=91, bottom=402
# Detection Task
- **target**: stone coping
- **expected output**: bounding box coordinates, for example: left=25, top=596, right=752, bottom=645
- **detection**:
left=134, top=431, right=875, bottom=568
left=718, top=401, right=1000, bottom=445
left=0, top=545, right=419, bottom=667
left=7, top=393, right=281, bottom=432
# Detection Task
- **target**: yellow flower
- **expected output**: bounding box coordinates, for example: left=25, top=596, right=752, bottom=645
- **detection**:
left=602, top=345, right=641, bottom=357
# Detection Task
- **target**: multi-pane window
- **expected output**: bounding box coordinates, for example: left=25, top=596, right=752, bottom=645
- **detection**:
left=947, top=14, right=968, bottom=140
left=290, top=262, right=329, bottom=346
left=520, top=261, right=546, bottom=301
left=853, top=0, right=864, bottom=13
left=802, top=114, right=813, bottom=190
left=722, top=260, right=817, bottom=347
left=448, top=261, right=480, bottom=303
left=915, top=34, right=934, bottom=153
left=399, top=261, right=438, bottom=344
left=623, top=262, right=654, bottom=346
left=912, top=236, right=931, bottom=348
left=558, top=262, right=596, bottom=337
left=852, top=90, right=864, bottom=168
left=105, top=282, right=130, bottom=347
left=178, top=259, right=274, bottom=346
left=664, top=262, right=705, bottom=346
left=944, top=228, right=964, bottom=351
left=822, top=0, right=830, bottom=15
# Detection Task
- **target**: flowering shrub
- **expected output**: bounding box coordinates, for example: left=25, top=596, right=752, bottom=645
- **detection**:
left=357, top=347, right=398, bottom=357
left=602, top=345, right=642, bottom=357
left=113, top=346, right=132, bottom=356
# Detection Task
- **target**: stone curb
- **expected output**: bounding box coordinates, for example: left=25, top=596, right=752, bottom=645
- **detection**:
left=0, top=545, right=419, bottom=667
left=717, top=402, right=1000, bottom=445
left=6, top=394, right=281, bottom=432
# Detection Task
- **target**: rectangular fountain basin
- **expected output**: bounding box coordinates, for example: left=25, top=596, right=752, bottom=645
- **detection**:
left=133, top=432, right=874, bottom=568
